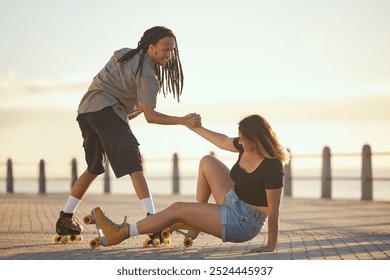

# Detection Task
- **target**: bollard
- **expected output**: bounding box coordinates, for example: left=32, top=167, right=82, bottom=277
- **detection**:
left=104, top=160, right=111, bottom=193
left=39, top=159, right=46, bottom=194
left=173, top=153, right=179, bottom=194
left=6, top=158, right=14, bottom=193
left=361, top=144, right=373, bottom=200
left=284, top=157, right=292, bottom=197
left=71, top=158, right=78, bottom=189
left=321, top=146, right=331, bottom=199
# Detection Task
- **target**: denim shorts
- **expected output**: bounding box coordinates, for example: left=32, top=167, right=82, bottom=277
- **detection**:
left=220, top=189, right=267, bottom=242
left=77, top=107, right=143, bottom=178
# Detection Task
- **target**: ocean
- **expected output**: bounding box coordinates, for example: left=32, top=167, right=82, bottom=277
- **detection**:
left=1, top=168, right=389, bottom=202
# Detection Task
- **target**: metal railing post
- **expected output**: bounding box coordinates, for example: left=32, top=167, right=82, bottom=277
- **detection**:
left=6, top=158, right=14, bottom=193
left=104, top=160, right=111, bottom=193
left=71, top=158, right=78, bottom=189
left=321, top=147, right=331, bottom=199
left=173, top=153, right=180, bottom=194
left=284, top=154, right=292, bottom=197
left=361, top=144, right=373, bottom=200
left=39, top=159, right=46, bottom=194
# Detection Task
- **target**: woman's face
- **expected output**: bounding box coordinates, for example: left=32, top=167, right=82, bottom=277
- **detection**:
left=238, top=131, right=257, bottom=152
left=147, top=36, right=176, bottom=66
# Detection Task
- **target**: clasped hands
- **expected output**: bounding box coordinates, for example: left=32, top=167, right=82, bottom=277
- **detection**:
left=184, top=113, right=201, bottom=129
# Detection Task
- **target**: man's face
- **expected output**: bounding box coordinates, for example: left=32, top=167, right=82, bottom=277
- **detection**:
left=148, top=36, right=176, bottom=66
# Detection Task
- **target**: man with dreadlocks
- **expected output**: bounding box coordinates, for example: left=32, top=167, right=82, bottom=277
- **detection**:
left=53, top=26, right=200, bottom=243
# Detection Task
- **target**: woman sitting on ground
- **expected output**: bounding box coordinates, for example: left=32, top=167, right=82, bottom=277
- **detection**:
left=90, top=114, right=290, bottom=252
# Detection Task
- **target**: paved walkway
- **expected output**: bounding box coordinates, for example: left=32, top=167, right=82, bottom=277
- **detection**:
left=0, top=192, right=389, bottom=260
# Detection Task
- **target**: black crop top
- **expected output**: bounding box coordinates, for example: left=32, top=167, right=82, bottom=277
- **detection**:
left=230, top=138, right=284, bottom=207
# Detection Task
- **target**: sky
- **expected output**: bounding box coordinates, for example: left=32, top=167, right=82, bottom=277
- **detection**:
left=1, top=0, right=390, bottom=178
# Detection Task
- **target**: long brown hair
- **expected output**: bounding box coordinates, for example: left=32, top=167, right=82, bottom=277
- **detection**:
left=117, top=26, right=184, bottom=101
left=239, top=115, right=290, bottom=164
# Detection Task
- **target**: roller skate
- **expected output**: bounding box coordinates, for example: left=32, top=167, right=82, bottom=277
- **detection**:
left=161, top=223, right=199, bottom=248
left=142, top=231, right=171, bottom=247
left=141, top=213, right=168, bottom=247
left=83, top=207, right=129, bottom=249
left=52, top=211, right=83, bottom=244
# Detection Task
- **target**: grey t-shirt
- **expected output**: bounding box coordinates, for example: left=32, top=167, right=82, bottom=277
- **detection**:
left=78, top=48, right=159, bottom=122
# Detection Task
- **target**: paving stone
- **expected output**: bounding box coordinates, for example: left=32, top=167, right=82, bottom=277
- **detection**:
left=0, top=193, right=389, bottom=260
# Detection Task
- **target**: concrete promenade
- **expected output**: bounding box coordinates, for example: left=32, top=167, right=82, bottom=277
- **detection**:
left=0, top=192, right=389, bottom=260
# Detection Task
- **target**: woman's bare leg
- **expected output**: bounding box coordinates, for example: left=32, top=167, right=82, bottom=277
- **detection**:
left=134, top=155, right=234, bottom=239
left=136, top=201, right=222, bottom=238
left=196, top=155, right=234, bottom=204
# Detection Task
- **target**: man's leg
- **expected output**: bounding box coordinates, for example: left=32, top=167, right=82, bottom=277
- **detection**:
left=130, top=171, right=155, bottom=214
left=55, top=170, right=98, bottom=237
left=62, top=170, right=98, bottom=214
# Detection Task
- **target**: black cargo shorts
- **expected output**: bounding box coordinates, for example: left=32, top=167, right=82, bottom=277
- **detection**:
left=76, top=106, right=143, bottom=178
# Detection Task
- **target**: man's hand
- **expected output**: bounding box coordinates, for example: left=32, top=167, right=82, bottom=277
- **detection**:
left=184, top=113, right=201, bottom=129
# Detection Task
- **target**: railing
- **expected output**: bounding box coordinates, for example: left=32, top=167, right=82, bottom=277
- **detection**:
left=3, top=145, right=389, bottom=200
left=283, top=144, right=390, bottom=200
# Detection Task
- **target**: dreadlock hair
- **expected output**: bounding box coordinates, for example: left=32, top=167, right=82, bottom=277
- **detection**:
left=117, top=26, right=184, bottom=101
left=238, top=115, right=291, bottom=165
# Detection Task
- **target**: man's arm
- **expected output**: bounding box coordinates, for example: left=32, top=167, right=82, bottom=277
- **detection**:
left=139, top=103, right=200, bottom=128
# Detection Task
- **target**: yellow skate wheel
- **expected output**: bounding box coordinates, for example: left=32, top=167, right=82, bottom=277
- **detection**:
left=83, top=214, right=94, bottom=225
left=60, top=235, right=68, bottom=244
left=163, top=238, right=171, bottom=246
left=52, top=234, right=61, bottom=244
left=184, top=237, right=193, bottom=248
left=74, top=235, right=83, bottom=243
left=152, top=238, right=160, bottom=247
left=161, top=229, right=171, bottom=238
left=143, top=238, right=150, bottom=248
left=89, top=238, right=100, bottom=249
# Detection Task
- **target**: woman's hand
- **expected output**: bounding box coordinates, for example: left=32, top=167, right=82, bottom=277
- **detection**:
left=184, top=113, right=201, bottom=129
left=249, top=246, right=276, bottom=253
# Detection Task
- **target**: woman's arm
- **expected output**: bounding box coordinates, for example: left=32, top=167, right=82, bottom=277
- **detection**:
left=190, top=126, right=238, bottom=152
left=252, top=188, right=283, bottom=252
